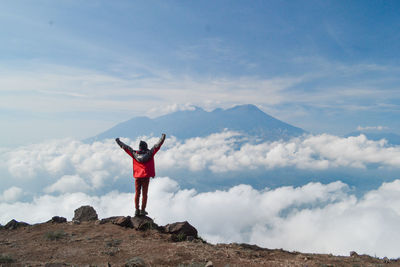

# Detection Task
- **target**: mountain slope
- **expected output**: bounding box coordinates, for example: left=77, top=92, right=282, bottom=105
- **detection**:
left=86, top=104, right=306, bottom=142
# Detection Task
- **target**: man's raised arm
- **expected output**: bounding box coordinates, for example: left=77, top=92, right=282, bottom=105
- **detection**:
left=116, top=138, right=135, bottom=157
left=150, top=133, right=166, bottom=155
left=155, top=134, right=166, bottom=149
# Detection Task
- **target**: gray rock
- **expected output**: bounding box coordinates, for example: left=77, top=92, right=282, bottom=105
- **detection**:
left=205, top=261, right=214, bottom=267
left=72, top=205, right=98, bottom=222
left=350, top=251, right=358, bottom=257
left=47, top=216, right=67, bottom=224
left=163, top=221, right=198, bottom=239
left=99, top=216, right=120, bottom=224
left=125, top=256, right=146, bottom=267
left=4, top=219, right=29, bottom=230
left=131, top=216, right=158, bottom=231
left=113, top=216, right=134, bottom=228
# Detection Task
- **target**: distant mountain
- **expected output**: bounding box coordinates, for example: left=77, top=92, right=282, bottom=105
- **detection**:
left=346, top=131, right=400, bottom=145
left=86, top=104, right=306, bottom=142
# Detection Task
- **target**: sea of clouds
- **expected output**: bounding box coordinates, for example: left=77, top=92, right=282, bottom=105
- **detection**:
left=1, top=132, right=400, bottom=258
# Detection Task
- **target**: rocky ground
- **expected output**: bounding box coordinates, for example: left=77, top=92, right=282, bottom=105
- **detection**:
left=0, top=206, right=399, bottom=267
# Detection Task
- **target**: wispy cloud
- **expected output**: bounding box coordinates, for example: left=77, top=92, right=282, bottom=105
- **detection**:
left=2, top=57, right=399, bottom=120
left=357, top=125, right=388, bottom=131
left=0, top=186, right=23, bottom=203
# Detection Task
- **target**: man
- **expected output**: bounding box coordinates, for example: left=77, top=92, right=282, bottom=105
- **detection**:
left=116, top=133, right=166, bottom=216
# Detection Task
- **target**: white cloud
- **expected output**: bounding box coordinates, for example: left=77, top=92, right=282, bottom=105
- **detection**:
left=147, top=103, right=197, bottom=118
left=0, top=191, right=133, bottom=225
left=44, top=175, right=91, bottom=194
left=2, top=132, right=400, bottom=197
left=0, top=187, right=23, bottom=203
left=158, top=132, right=400, bottom=172
left=146, top=178, right=400, bottom=258
left=1, top=177, right=400, bottom=258
left=0, top=63, right=310, bottom=119
left=2, top=133, right=399, bottom=258
left=4, top=138, right=130, bottom=189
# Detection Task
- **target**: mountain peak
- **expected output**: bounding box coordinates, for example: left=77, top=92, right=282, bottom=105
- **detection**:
left=86, top=104, right=306, bottom=142
left=228, top=104, right=260, bottom=111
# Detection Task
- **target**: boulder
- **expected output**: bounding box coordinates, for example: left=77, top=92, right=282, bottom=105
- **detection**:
left=47, top=216, right=67, bottom=224
left=131, top=216, right=158, bottom=231
left=4, top=219, right=30, bottom=230
left=72, top=205, right=98, bottom=222
left=163, top=221, right=198, bottom=239
left=113, top=216, right=134, bottom=228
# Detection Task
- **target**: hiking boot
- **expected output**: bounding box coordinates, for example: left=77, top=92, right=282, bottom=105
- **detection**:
left=135, top=209, right=140, bottom=216
left=140, top=210, right=148, bottom=216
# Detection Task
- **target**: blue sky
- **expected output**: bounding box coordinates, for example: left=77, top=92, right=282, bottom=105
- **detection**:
left=1, top=0, right=400, bottom=146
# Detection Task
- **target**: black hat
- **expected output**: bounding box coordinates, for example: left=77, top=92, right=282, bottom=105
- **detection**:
left=139, top=140, right=148, bottom=151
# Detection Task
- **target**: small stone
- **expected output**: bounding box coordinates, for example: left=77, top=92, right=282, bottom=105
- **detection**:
left=186, top=235, right=194, bottom=242
left=125, top=256, right=146, bottom=267
left=205, top=261, right=213, bottom=267
left=383, top=257, right=390, bottom=263
left=350, top=251, right=358, bottom=257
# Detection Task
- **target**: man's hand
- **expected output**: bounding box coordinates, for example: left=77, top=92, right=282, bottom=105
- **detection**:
left=115, top=138, right=120, bottom=143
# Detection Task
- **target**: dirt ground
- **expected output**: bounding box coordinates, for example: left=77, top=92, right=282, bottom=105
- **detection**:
left=0, top=220, right=398, bottom=267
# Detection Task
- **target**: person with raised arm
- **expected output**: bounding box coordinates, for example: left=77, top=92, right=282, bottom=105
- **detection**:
left=116, top=134, right=166, bottom=216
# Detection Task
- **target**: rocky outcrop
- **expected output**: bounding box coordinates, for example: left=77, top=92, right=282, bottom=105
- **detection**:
left=163, top=221, right=198, bottom=241
left=72, top=205, right=98, bottom=222
left=113, top=216, right=134, bottom=228
left=100, top=215, right=160, bottom=231
left=99, top=216, right=120, bottom=225
left=47, top=216, right=67, bottom=224
left=131, top=216, right=159, bottom=231
left=4, top=219, right=30, bottom=230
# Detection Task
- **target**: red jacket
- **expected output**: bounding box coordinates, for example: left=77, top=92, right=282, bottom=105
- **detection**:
left=116, top=134, right=165, bottom=178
